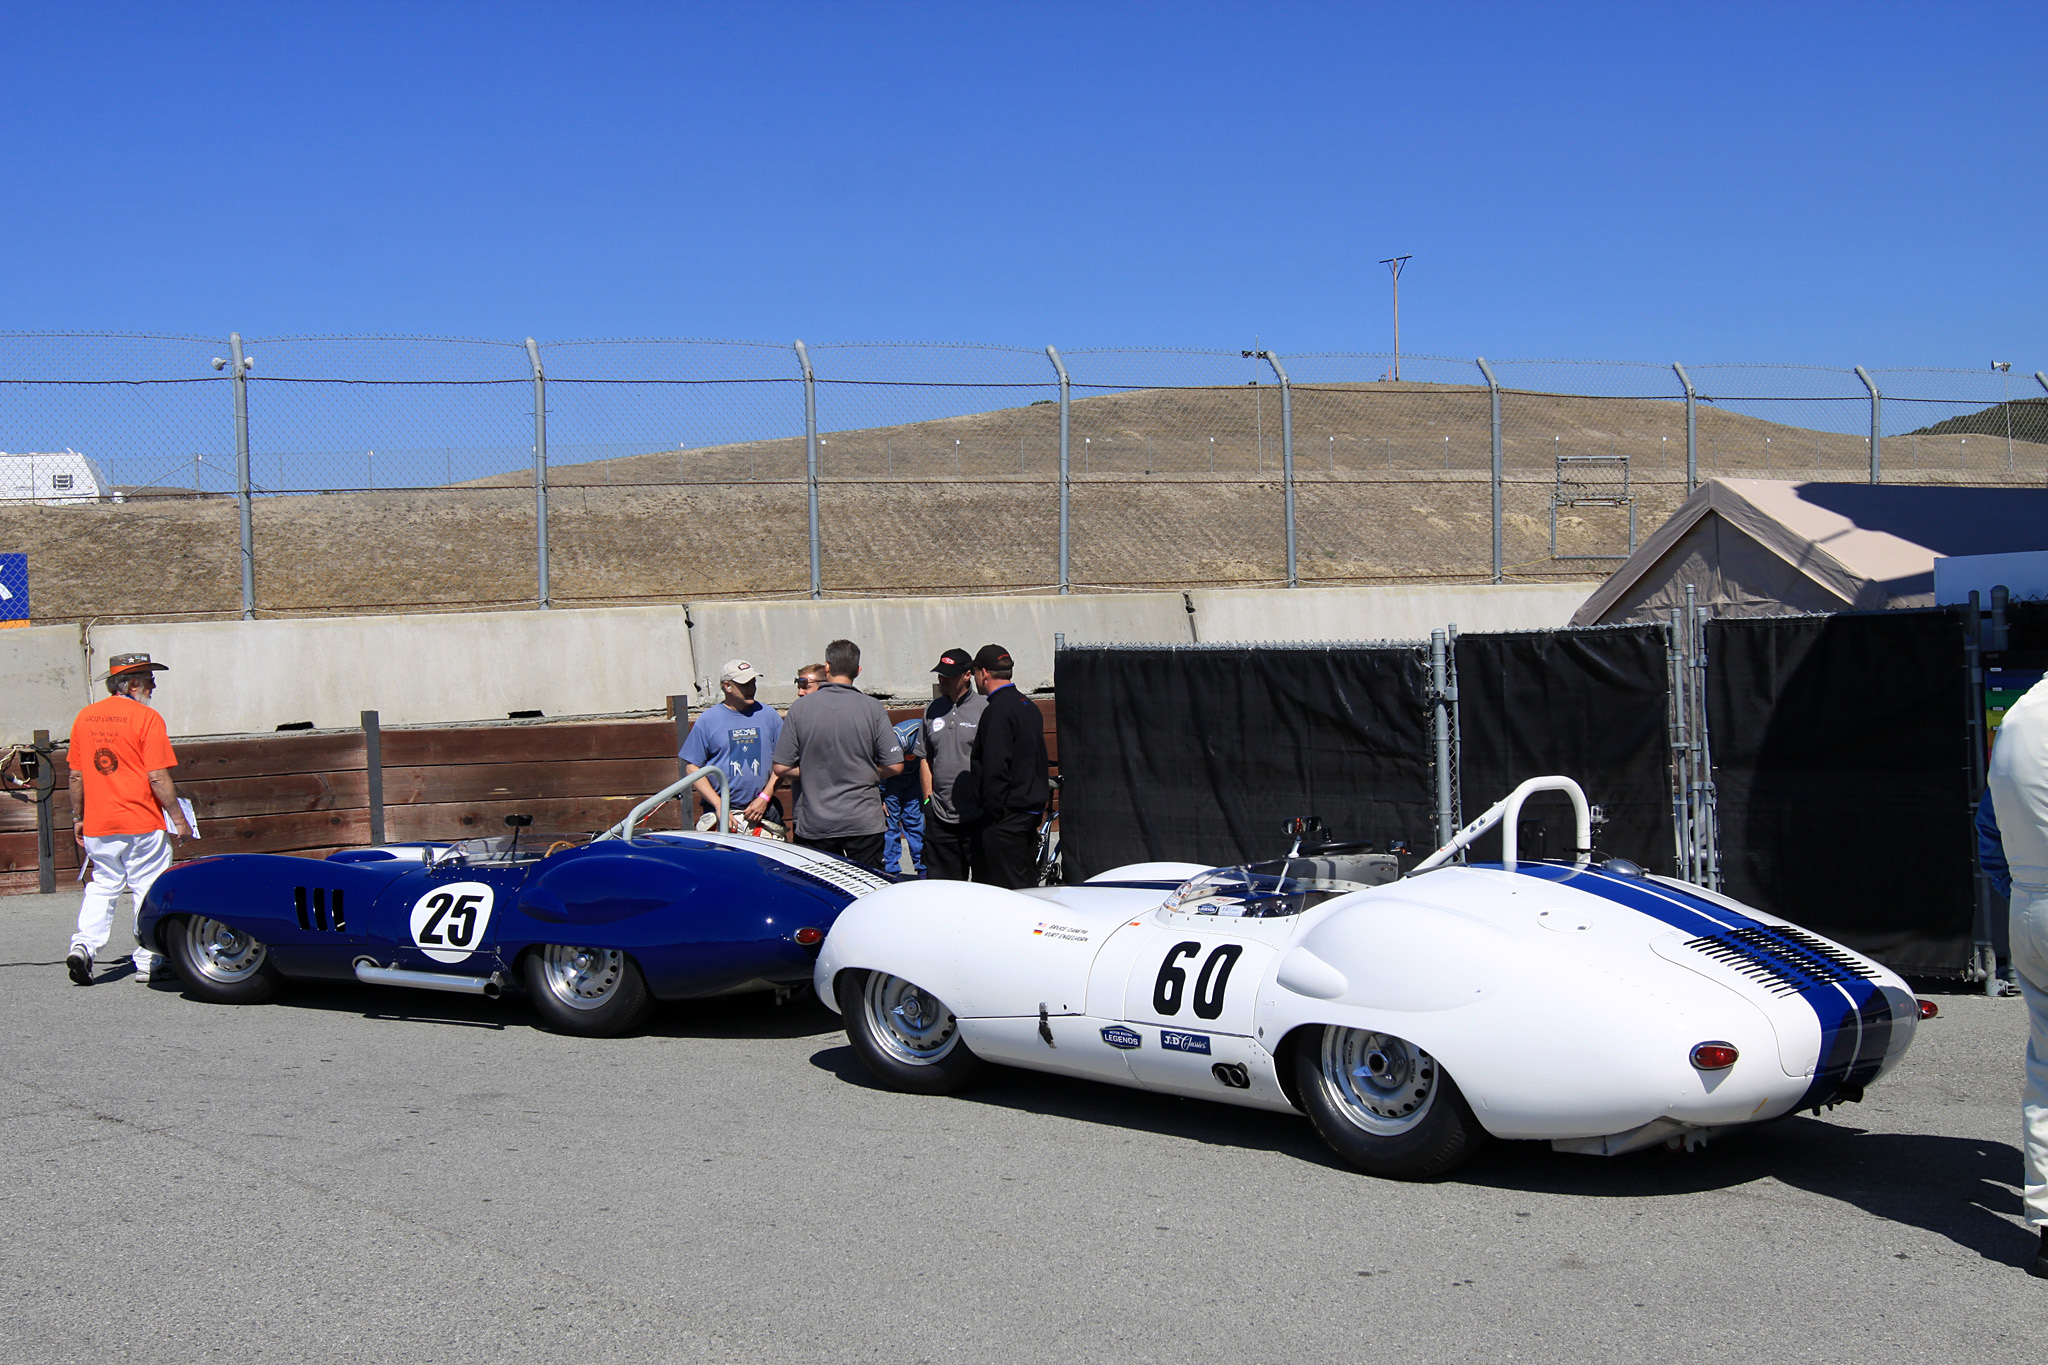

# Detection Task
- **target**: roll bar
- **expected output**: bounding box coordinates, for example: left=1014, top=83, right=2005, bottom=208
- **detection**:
left=597, top=764, right=729, bottom=842
left=1409, top=775, right=1592, bottom=874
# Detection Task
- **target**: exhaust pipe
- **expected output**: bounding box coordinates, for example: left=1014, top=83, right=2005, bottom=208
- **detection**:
left=353, top=960, right=503, bottom=998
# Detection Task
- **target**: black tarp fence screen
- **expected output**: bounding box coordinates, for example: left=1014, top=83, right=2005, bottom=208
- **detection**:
left=1452, top=625, right=1676, bottom=872
left=1057, top=610, right=1978, bottom=976
left=1705, top=609, right=1976, bottom=974
left=1055, top=644, right=1433, bottom=877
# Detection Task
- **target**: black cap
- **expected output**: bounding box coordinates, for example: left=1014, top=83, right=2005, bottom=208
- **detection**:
left=973, top=644, right=1014, bottom=671
left=932, top=648, right=974, bottom=678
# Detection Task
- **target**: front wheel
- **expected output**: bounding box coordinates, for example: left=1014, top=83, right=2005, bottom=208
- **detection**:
left=1292, top=1025, right=1486, bottom=1179
left=521, top=945, right=653, bottom=1037
left=836, top=969, right=984, bottom=1094
left=168, top=914, right=285, bottom=1005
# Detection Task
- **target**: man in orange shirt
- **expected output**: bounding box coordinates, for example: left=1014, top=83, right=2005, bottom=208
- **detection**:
left=65, top=653, right=194, bottom=985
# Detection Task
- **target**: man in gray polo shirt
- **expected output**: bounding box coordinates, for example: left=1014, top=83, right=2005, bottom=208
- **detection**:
left=771, top=638, right=903, bottom=869
left=917, top=647, right=988, bottom=881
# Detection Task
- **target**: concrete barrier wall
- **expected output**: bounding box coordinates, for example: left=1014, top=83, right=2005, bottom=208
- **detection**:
left=0, top=624, right=88, bottom=745
left=686, top=593, right=1196, bottom=704
left=91, top=607, right=698, bottom=739
left=1186, top=583, right=1596, bottom=644
left=3, top=583, right=1594, bottom=742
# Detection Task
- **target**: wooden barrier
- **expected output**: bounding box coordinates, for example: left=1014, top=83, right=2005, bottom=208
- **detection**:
left=1, top=699, right=1057, bottom=895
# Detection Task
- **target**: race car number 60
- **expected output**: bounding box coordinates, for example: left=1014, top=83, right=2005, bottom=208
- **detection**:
left=1153, top=941, right=1242, bottom=1021
left=409, top=881, right=496, bottom=964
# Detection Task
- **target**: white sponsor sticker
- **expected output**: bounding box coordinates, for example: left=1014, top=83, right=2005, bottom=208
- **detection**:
left=929, top=717, right=945, bottom=732
left=408, top=881, right=496, bottom=964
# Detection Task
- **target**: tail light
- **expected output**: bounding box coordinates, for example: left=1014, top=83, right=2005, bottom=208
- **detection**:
left=1690, top=1042, right=1739, bottom=1071
left=1917, top=999, right=1939, bottom=1020
left=793, top=927, right=824, bottom=947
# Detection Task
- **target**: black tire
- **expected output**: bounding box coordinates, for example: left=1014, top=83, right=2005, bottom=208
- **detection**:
left=1292, top=1024, right=1486, bottom=1179
left=167, top=914, right=286, bottom=1005
left=521, top=945, right=654, bottom=1037
left=835, top=968, right=985, bottom=1094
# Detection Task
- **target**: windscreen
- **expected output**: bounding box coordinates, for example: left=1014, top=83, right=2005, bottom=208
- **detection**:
left=1162, top=857, right=1383, bottom=919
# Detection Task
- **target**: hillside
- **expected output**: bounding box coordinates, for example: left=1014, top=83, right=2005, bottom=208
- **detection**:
left=4, top=383, right=2043, bottom=624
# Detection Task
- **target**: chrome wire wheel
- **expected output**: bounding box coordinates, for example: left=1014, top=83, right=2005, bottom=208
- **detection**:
left=534, top=945, right=626, bottom=1011
left=183, top=916, right=268, bottom=984
left=862, top=972, right=961, bottom=1065
left=1317, top=1027, right=1440, bottom=1137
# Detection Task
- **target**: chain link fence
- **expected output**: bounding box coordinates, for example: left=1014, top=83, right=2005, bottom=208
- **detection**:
left=2, top=333, right=2042, bottom=623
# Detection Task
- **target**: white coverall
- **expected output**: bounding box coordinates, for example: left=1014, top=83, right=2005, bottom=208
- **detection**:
left=1989, top=675, right=2048, bottom=1229
left=72, top=830, right=174, bottom=972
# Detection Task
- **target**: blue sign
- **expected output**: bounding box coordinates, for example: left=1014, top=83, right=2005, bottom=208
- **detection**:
left=1100, top=1025, right=1142, bottom=1050
left=1160, top=1029, right=1212, bottom=1055
left=0, top=554, right=25, bottom=626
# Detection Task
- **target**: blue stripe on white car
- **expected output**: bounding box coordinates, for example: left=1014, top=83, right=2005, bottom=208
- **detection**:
left=1502, top=863, right=1890, bottom=1109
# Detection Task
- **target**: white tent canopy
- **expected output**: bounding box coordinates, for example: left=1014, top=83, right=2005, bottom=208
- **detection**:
left=1571, top=478, right=2048, bottom=626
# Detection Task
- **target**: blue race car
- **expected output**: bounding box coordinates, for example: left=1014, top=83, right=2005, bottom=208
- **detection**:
left=137, top=777, right=891, bottom=1037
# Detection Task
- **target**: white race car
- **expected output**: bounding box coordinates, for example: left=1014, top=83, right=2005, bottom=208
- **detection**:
left=816, top=777, right=1927, bottom=1179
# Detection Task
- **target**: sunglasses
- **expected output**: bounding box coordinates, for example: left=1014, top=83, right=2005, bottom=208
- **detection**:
left=795, top=678, right=820, bottom=688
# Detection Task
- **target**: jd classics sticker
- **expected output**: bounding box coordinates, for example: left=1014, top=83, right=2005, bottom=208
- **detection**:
left=408, top=881, right=496, bottom=964
left=1100, top=1024, right=1142, bottom=1050
left=1160, top=1029, right=1213, bottom=1055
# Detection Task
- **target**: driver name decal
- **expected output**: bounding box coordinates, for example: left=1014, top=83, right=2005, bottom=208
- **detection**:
left=1032, top=921, right=1091, bottom=944
left=409, top=881, right=496, bottom=964
left=1160, top=1029, right=1212, bottom=1055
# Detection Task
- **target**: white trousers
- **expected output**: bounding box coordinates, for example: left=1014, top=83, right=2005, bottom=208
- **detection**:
left=71, top=830, right=173, bottom=969
left=2012, top=884, right=2048, bottom=1228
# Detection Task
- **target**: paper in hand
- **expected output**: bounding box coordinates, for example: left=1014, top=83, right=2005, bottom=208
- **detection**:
left=163, top=797, right=199, bottom=838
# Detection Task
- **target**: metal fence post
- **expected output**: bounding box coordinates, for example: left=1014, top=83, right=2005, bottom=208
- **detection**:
left=1046, top=345, right=1071, bottom=594
left=1259, top=351, right=1297, bottom=587
left=361, top=710, right=385, bottom=845
left=524, top=339, right=550, bottom=609
left=1854, top=365, right=1881, bottom=484
left=1430, top=630, right=1453, bottom=847
left=795, top=341, right=821, bottom=599
left=228, top=333, right=255, bottom=619
left=1474, top=358, right=1502, bottom=584
left=33, top=729, right=55, bottom=893
left=1672, top=362, right=1698, bottom=493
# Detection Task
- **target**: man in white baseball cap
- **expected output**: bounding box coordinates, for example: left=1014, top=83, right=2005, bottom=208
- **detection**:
left=679, top=659, right=785, bottom=831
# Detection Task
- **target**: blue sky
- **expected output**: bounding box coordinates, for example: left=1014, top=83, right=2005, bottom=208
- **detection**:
left=3, top=2, right=2041, bottom=367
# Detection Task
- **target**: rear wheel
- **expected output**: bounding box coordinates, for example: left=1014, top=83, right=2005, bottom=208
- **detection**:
left=521, top=945, right=653, bottom=1037
left=169, top=915, right=285, bottom=1005
left=836, top=969, right=984, bottom=1093
left=1293, top=1025, right=1486, bottom=1179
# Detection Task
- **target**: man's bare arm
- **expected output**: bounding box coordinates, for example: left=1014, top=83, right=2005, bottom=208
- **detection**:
left=149, top=768, right=194, bottom=838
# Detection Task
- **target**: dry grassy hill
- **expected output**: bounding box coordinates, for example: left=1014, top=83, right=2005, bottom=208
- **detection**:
left=7, top=384, right=2042, bottom=623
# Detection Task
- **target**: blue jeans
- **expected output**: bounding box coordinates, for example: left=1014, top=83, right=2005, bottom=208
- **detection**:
left=882, top=786, right=925, bottom=876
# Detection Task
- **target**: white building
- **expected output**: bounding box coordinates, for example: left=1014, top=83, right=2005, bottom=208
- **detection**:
left=0, top=450, right=118, bottom=505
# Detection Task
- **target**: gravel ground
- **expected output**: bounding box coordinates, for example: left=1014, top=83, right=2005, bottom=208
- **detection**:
left=2, top=888, right=2041, bottom=1364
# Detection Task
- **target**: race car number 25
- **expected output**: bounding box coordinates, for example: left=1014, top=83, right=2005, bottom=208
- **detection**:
left=1152, top=941, right=1243, bottom=1021
left=409, top=881, right=496, bottom=964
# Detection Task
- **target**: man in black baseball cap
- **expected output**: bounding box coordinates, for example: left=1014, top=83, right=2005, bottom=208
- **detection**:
left=917, top=648, right=986, bottom=880
left=968, top=644, right=1050, bottom=888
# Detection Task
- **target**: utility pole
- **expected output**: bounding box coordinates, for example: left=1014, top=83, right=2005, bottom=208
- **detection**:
left=1379, top=255, right=1412, bottom=380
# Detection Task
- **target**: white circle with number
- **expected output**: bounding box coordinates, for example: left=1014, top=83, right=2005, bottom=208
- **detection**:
left=408, top=881, right=497, bottom=964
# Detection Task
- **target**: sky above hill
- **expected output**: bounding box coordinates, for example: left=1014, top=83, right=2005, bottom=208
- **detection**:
left=3, top=1, right=2041, bottom=368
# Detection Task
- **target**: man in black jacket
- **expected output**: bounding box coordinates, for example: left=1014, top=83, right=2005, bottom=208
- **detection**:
left=968, top=643, right=1049, bottom=888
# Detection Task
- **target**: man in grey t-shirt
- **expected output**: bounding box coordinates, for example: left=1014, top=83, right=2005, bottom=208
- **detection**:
left=917, top=647, right=988, bottom=881
left=771, top=638, right=903, bottom=869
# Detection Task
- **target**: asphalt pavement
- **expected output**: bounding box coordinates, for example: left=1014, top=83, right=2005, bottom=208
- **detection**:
left=2, top=888, right=2042, bottom=1365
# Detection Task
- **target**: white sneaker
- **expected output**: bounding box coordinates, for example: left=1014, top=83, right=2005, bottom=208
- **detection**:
left=132, top=952, right=170, bottom=983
